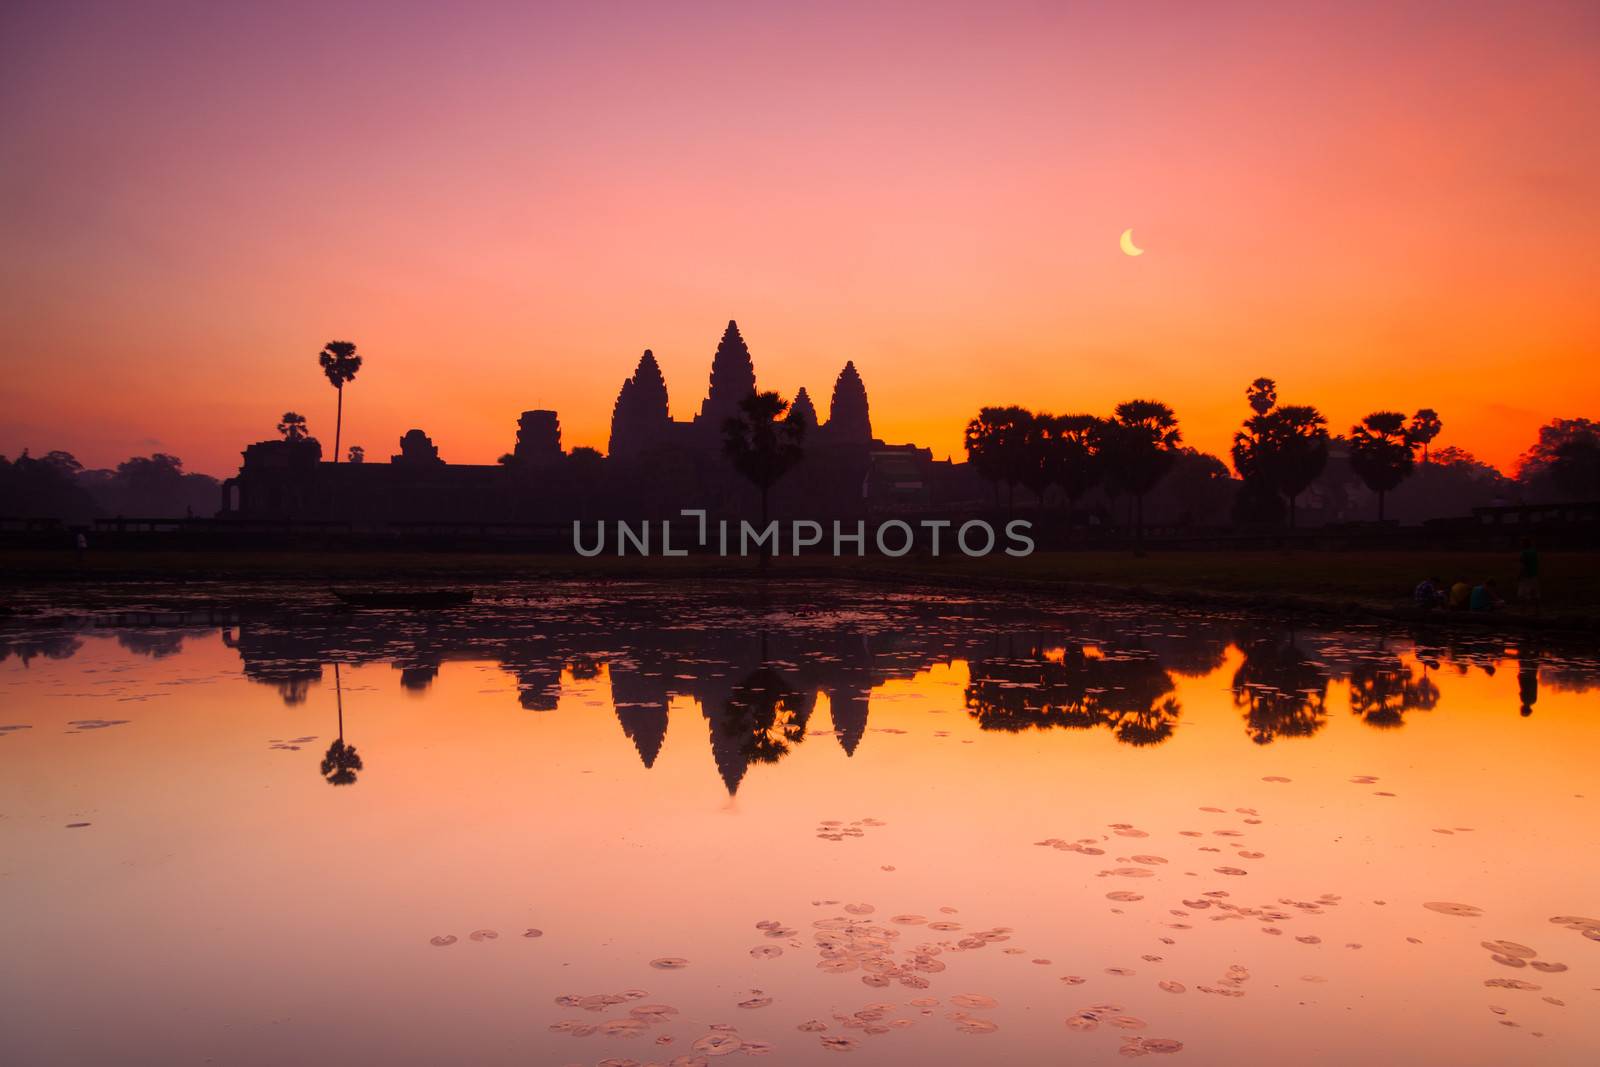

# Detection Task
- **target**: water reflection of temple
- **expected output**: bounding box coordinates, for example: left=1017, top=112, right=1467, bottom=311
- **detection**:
left=10, top=589, right=1590, bottom=793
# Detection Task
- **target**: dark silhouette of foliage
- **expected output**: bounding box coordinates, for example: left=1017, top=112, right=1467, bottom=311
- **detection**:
left=722, top=391, right=806, bottom=549
left=1347, top=412, right=1417, bottom=520
left=963, top=406, right=1032, bottom=508
left=318, top=341, right=363, bottom=465
left=1517, top=417, right=1600, bottom=500
left=1246, top=377, right=1278, bottom=416
left=1018, top=412, right=1058, bottom=502
left=278, top=411, right=309, bottom=442
left=1409, top=408, right=1442, bottom=464
left=1104, top=399, right=1182, bottom=538
left=0, top=449, right=101, bottom=520
left=1048, top=414, right=1105, bottom=510
left=1233, top=399, right=1329, bottom=527
left=347, top=445, right=364, bottom=464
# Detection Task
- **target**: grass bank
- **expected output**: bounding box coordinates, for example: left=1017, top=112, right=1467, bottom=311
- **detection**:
left=3, top=547, right=1595, bottom=632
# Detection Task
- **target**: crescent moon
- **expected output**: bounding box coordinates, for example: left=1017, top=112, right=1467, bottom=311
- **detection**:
left=1120, top=228, right=1144, bottom=257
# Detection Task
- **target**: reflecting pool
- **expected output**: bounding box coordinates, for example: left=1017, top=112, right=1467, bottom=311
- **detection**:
left=2, top=582, right=1596, bottom=1065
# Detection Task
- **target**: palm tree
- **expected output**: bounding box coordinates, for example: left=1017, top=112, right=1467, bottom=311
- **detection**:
left=1348, top=411, right=1417, bottom=520
left=1409, top=408, right=1442, bottom=464
left=723, top=391, right=806, bottom=560
left=963, top=406, right=1032, bottom=508
left=1246, top=377, right=1278, bottom=416
left=1105, top=400, right=1182, bottom=541
left=318, top=341, right=364, bottom=464
left=278, top=411, right=309, bottom=442
left=1266, top=405, right=1330, bottom=526
left=1049, top=414, right=1104, bottom=515
left=1018, top=412, right=1057, bottom=505
left=1235, top=403, right=1330, bottom=528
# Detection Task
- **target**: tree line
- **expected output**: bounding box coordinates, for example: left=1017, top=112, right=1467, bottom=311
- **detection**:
left=963, top=379, right=1598, bottom=529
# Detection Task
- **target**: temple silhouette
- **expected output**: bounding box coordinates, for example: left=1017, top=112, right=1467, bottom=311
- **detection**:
left=219, top=320, right=969, bottom=525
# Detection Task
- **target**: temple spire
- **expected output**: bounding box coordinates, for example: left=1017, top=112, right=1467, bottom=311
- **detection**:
left=698, top=320, right=757, bottom=428
left=824, top=361, right=871, bottom=443
left=790, top=387, right=819, bottom=433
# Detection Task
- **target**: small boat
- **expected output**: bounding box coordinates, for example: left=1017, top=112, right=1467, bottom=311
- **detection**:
left=332, top=588, right=474, bottom=610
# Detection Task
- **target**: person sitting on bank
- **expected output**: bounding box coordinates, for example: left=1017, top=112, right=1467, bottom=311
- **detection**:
left=1469, top=579, right=1504, bottom=612
left=1448, top=578, right=1472, bottom=611
left=1413, top=576, right=1446, bottom=610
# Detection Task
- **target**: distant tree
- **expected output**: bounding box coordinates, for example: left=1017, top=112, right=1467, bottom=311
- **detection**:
left=1517, top=417, right=1600, bottom=500
left=723, top=391, right=806, bottom=557
left=278, top=411, right=309, bottom=442
left=1104, top=399, right=1182, bottom=539
left=1409, top=408, right=1442, bottom=464
left=1550, top=436, right=1600, bottom=499
left=963, top=405, right=1032, bottom=508
left=347, top=445, right=364, bottom=464
left=41, top=450, right=84, bottom=476
left=1246, top=377, right=1278, bottom=416
left=317, top=341, right=363, bottom=464
left=114, top=454, right=187, bottom=513
left=1348, top=412, right=1417, bottom=520
left=1164, top=448, right=1234, bottom=527
left=1018, top=412, right=1057, bottom=504
left=1049, top=414, right=1105, bottom=513
left=1234, top=403, right=1329, bottom=527
left=497, top=452, right=515, bottom=465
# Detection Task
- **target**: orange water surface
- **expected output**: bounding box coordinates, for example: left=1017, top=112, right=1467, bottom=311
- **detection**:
left=1, top=584, right=1596, bottom=1065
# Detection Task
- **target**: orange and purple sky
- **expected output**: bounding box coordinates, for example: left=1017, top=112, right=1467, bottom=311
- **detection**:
left=2, top=0, right=1597, bottom=476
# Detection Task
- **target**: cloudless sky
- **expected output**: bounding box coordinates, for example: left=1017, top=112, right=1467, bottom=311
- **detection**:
left=2, top=0, right=1597, bottom=475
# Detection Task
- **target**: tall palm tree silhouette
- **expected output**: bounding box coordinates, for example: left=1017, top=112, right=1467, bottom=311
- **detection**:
left=964, top=406, right=1031, bottom=509
left=318, top=341, right=364, bottom=465
left=722, top=391, right=806, bottom=561
left=320, top=661, right=364, bottom=786
left=1348, top=412, right=1417, bottom=520
left=1234, top=401, right=1329, bottom=528
left=1409, top=408, right=1442, bottom=464
left=1048, top=414, right=1105, bottom=516
left=1105, top=399, right=1182, bottom=541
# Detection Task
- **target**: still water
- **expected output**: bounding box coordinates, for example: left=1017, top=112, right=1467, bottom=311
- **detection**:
left=2, top=582, right=1596, bottom=1066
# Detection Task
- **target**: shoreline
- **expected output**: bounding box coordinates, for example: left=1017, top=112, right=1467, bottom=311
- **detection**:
left=2, top=547, right=1595, bottom=640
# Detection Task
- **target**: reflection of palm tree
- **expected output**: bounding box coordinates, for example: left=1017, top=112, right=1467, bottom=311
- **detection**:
left=321, top=662, right=364, bottom=786
left=965, top=635, right=1178, bottom=745
left=724, top=665, right=809, bottom=766
left=722, top=391, right=806, bottom=561
left=1112, top=696, right=1181, bottom=747
left=1232, top=635, right=1329, bottom=744
left=1349, top=654, right=1437, bottom=729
